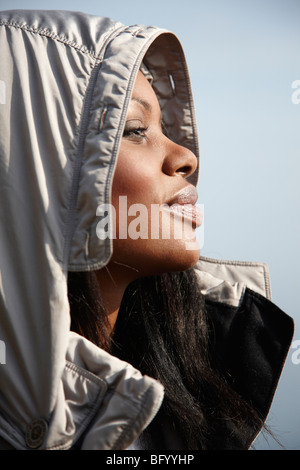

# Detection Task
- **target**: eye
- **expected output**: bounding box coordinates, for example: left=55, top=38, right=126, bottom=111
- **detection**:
left=123, top=124, right=148, bottom=141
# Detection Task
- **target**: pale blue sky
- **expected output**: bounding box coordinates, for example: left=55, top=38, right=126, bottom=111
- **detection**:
left=1, top=0, right=299, bottom=449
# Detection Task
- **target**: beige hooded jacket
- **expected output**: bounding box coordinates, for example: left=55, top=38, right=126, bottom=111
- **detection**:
left=0, top=10, right=293, bottom=450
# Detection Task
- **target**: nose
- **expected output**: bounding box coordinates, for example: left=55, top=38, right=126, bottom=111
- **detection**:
left=162, top=137, right=198, bottom=179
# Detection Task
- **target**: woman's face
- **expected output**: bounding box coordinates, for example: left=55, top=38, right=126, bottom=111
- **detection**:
left=109, top=71, right=202, bottom=278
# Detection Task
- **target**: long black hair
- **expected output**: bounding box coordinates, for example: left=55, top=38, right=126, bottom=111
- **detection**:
left=68, top=268, right=264, bottom=450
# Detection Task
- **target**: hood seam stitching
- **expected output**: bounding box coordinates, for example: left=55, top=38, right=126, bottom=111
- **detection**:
left=0, top=20, right=118, bottom=59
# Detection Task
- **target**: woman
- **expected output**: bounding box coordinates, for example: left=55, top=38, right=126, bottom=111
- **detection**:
left=0, top=10, right=293, bottom=450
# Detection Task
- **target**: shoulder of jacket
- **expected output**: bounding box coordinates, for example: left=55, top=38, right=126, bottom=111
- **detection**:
left=194, top=255, right=272, bottom=307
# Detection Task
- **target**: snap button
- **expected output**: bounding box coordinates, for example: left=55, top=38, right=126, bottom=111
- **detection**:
left=25, top=418, right=48, bottom=449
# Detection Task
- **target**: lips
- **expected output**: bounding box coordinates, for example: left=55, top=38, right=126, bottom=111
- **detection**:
left=166, top=185, right=203, bottom=228
left=167, top=185, right=199, bottom=206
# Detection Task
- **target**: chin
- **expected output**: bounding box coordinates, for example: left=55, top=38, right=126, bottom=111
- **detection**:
left=140, top=240, right=201, bottom=276
left=163, top=247, right=200, bottom=274
left=111, top=236, right=200, bottom=280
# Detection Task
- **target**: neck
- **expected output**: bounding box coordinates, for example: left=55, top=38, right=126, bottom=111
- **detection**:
left=95, top=261, right=140, bottom=331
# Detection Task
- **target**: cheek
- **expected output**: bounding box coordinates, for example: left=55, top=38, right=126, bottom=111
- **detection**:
left=112, top=152, right=159, bottom=206
left=111, top=151, right=159, bottom=245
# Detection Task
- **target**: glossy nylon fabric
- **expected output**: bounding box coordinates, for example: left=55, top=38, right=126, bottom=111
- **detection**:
left=0, top=10, right=199, bottom=449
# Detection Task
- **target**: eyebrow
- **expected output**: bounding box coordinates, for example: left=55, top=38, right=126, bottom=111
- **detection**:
left=130, top=96, right=164, bottom=130
left=131, top=97, right=152, bottom=112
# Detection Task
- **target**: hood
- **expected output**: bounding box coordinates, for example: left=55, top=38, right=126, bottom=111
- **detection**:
left=0, top=9, right=199, bottom=449
left=0, top=9, right=199, bottom=273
